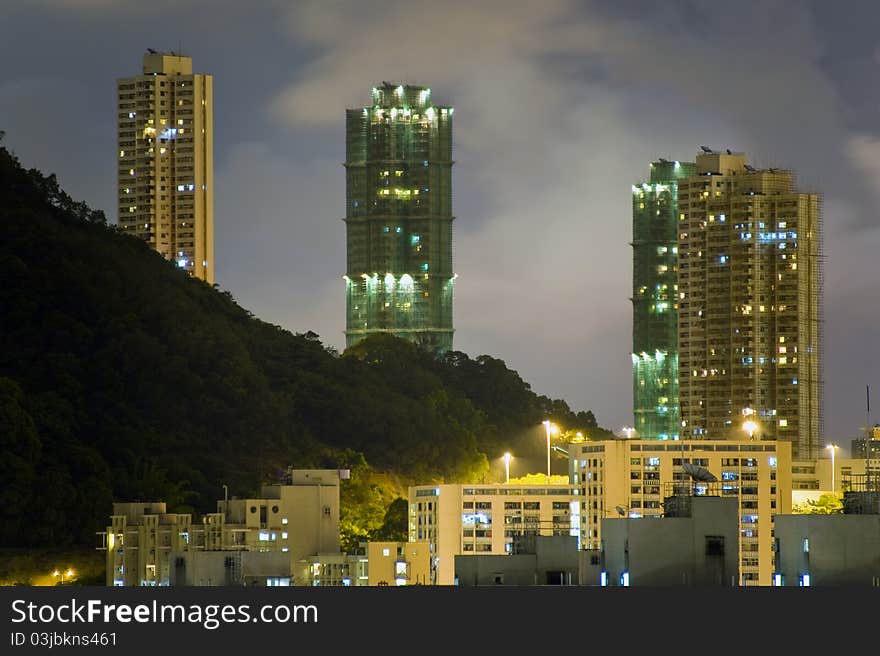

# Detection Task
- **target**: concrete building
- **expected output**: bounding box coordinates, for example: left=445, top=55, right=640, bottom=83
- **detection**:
left=791, top=456, right=874, bottom=506
left=775, top=478, right=880, bottom=586
left=344, top=82, right=455, bottom=353
left=98, top=502, right=191, bottom=586
left=117, top=50, right=214, bottom=283
left=98, top=469, right=349, bottom=586
left=600, top=487, right=739, bottom=586
left=631, top=158, right=696, bottom=441
left=454, top=534, right=580, bottom=586
left=408, top=482, right=579, bottom=585
left=570, top=438, right=791, bottom=585
left=677, top=149, right=821, bottom=460
left=170, top=550, right=291, bottom=586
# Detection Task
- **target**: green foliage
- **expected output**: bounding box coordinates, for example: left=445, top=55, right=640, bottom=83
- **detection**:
left=792, top=493, right=843, bottom=515
left=0, top=143, right=613, bottom=550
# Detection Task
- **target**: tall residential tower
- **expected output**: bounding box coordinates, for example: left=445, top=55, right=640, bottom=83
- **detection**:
left=117, top=51, right=214, bottom=283
left=677, top=150, right=822, bottom=460
left=632, top=159, right=696, bottom=440
left=344, top=83, right=455, bottom=353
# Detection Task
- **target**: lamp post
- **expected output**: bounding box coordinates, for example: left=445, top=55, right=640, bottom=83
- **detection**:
left=542, top=421, right=560, bottom=483
left=503, top=452, right=512, bottom=484
left=826, top=444, right=839, bottom=494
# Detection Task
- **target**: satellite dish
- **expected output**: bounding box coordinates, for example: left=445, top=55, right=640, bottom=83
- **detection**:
left=658, top=157, right=669, bottom=163
left=682, top=462, right=717, bottom=482
left=726, top=148, right=732, bottom=154
left=615, top=506, right=627, bottom=517
left=700, top=146, right=713, bottom=153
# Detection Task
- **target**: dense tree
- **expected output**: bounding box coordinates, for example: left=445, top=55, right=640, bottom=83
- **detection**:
left=0, top=142, right=614, bottom=549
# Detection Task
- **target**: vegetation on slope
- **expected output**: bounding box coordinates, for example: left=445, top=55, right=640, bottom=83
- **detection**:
left=0, top=138, right=613, bottom=552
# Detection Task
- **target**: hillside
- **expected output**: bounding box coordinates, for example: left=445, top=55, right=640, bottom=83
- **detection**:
left=0, top=139, right=614, bottom=550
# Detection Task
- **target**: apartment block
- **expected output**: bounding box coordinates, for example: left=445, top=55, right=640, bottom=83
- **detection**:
left=117, top=50, right=214, bottom=282
left=632, top=158, right=696, bottom=440
left=97, top=469, right=348, bottom=586
left=408, top=483, right=579, bottom=585
left=677, top=150, right=821, bottom=460
left=569, top=438, right=791, bottom=586
left=344, top=82, right=455, bottom=353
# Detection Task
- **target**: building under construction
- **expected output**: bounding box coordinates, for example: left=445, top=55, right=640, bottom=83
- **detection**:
left=632, top=159, right=696, bottom=440
left=343, top=83, right=455, bottom=353
left=677, top=150, right=822, bottom=460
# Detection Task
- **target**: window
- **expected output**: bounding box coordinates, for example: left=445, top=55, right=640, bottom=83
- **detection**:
left=705, top=536, right=725, bottom=556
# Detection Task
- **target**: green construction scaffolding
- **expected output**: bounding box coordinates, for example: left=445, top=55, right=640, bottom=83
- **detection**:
left=344, top=83, right=454, bottom=353
left=631, top=159, right=695, bottom=439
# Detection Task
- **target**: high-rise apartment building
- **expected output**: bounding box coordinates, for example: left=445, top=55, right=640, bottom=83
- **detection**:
left=344, top=83, right=455, bottom=353
left=632, top=159, right=696, bottom=440
left=117, top=51, right=214, bottom=283
left=677, top=150, right=821, bottom=460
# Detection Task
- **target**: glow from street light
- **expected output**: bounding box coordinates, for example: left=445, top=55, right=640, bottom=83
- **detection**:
left=826, top=444, right=839, bottom=493
left=742, top=406, right=758, bottom=439
left=503, top=452, right=512, bottom=484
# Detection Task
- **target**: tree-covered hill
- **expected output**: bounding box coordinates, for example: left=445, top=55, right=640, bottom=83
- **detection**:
left=0, top=139, right=614, bottom=550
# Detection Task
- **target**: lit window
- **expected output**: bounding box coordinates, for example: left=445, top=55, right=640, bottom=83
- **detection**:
left=383, top=548, right=390, bottom=557
left=259, top=532, right=270, bottom=541
left=281, top=518, right=288, bottom=525
left=779, top=419, right=788, bottom=427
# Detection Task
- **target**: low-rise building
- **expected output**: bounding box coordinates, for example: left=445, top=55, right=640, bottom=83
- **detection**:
left=775, top=478, right=880, bottom=586
left=599, top=485, right=739, bottom=586
left=97, top=469, right=349, bottom=586
left=454, top=534, right=579, bottom=586
left=408, top=483, right=579, bottom=585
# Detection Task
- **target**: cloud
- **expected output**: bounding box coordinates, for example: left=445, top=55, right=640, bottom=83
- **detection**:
left=257, top=0, right=879, bottom=437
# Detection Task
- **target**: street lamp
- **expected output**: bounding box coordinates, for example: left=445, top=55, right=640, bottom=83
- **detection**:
left=622, top=426, right=636, bottom=439
left=53, top=569, right=74, bottom=584
left=503, top=452, right=512, bottom=484
left=826, top=444, right=839, bottom=494
left=542, top=420, right=558, bottom=483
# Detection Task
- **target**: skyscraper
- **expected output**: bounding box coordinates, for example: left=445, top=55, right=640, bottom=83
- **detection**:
left=117, top=51, right=214, bottom=283
left=632, top=159, right=696, bottom=440
left=677, top=150, right=821, bottom=460
left=344, top=83, right=455, bottom=353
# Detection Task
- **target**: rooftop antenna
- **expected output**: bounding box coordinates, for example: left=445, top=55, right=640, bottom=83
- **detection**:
left=682, top=462, right=718, bottom=482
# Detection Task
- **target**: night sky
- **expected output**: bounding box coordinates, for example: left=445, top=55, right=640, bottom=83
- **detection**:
left=2, top=0, right=878, bottom=452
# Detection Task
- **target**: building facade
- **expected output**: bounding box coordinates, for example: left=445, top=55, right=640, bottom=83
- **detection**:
left=677, top=150, right=821, bottom=460
left=454, top=535, right=580, bottom=586
left=632, top=159, right=696, bottom=440
left=98, top=469, right=348, bottom=586
left=117, top=51, right=214, bottom=283
left=344, top=82, right=455, bottom=353
left=775, top=511, right=880, bottom=586
left=600, top=492, right=739, bottom=586
left=408, top=483, right=579, bottom=585
left=569, top=438, right=792, bottom=586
